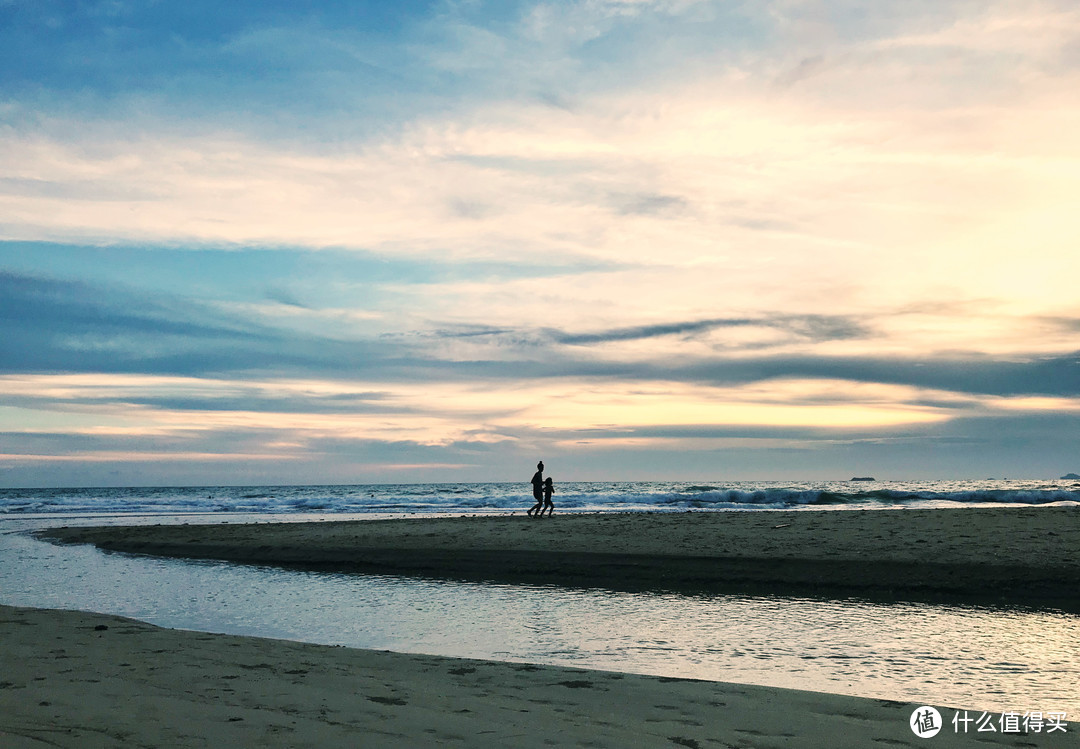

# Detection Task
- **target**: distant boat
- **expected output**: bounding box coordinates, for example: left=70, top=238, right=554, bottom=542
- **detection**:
left=849, top=476, right=876, bottom=482
left=1061, top=473, right=1080, bottom=480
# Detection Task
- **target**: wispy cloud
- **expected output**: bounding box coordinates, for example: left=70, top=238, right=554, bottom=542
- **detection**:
left=5, top=266, right=1079, bottom=394
left=553, top=315, right=870, bottom=345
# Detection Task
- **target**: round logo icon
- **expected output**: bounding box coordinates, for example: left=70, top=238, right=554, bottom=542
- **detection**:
left=910, top=706, right=943, bottom=738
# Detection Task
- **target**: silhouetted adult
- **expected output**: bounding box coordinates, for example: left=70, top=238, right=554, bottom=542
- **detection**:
left=541, top=477, right=554, bottom=517
left=527, top=461, right=544, bottom=517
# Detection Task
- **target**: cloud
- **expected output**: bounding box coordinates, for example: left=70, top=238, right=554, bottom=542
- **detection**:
left=554, top=314, right=870, bottom=346
left=680, top=353, right=1080, bottom=398
left=0, top=271, right=274, bottom=352
left=610, top=192, right=688, bottom=217
left=5, top=266, right=1078, bottom=406
left=0, top=270, right=378, bottom=375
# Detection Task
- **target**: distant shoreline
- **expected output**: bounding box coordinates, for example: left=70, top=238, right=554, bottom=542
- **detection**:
left=39, top=506, right=1080, bottom=609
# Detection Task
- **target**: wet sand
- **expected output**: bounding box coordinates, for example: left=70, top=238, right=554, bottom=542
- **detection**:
left=3, top=604, right=1071, bottom=748
left=39, top=507, right=1080, bottom=607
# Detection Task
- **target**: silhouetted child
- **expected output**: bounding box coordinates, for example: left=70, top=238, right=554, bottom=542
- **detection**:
left=541, top=477, right=554, bottom=517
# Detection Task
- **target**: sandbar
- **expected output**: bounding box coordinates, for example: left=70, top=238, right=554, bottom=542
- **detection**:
left=38, top=507, right=1080, bottom=608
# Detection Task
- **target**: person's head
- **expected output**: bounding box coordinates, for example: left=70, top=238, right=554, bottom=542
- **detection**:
left=537, top=461, right=544, bottom=470
left=544, top=477, right=552, bottom=486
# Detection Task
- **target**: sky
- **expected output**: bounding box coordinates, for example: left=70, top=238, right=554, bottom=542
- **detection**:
left=2, top=0, right=1080, bottom=487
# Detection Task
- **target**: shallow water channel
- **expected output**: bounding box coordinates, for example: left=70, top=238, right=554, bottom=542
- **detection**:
left=1, top=514, right=1077, bottom=717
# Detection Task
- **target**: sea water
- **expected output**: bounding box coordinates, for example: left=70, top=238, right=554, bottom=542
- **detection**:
left=1, top=480, right=1078, bottom=718
left=2, top=478, right=1079, bottom=516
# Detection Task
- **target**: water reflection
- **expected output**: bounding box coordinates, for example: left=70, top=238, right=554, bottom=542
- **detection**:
left=1, top=516, right=1077, bottom=716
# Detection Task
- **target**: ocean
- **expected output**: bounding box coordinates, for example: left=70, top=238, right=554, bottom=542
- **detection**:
left=3, top=477, right=1079, bottom=516
left=2, top=478, right=1078, bottom=719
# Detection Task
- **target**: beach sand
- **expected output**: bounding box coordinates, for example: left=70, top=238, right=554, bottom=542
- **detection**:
left=3, top=604, right=1072, bottom=749
left=39, top=507, right=1080, bottom=607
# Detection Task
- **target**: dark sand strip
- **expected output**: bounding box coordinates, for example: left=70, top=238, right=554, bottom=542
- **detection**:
left=39, top=507, right=1080, bottom=608
left=2, top=605, right=1071, bottom=749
